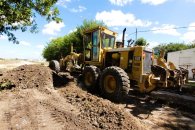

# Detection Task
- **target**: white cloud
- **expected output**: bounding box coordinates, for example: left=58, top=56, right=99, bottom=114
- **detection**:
left=187, top=0, right=195, bottom=3
left=49, top=37, right=55, bottom=40
left=68, top=28, right=77, bottom=34
left=181, top=22, right=195, bottom=42
left=181, top=32, right=195, bottom=42
left=188, top=22, right=195, bottom=31
left=20, top=41, right=31, bottom=46
left=152, top=24, right=181, bottom=36
left=154, top=21, right=160, bottom=25
left=109, top=0, right=133, bottom=6
left=148, top=41, right=160, bottom=48
left=56, top=0, right=71, bottom=8
left=116, top=33, right=129, bottom=41
left=12, top=22, right=23, bottom=27
left=42, top=21, right=65, bottom=35
left=70, top=5, right=86, bottom=13
left=95, top=10, right=152, bottom=27
left=140, top=0, right=168, bottom=5
left=113, top=27, right=120, bottom=30
left=11, top=18, right=34, bottom=27
left=0, top=35, right=7, bottom=40
left=36, top=44, right=44, bottom=49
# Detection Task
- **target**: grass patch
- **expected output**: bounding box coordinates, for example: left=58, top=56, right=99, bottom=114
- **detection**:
left=0, top=80, right=15, bottom=90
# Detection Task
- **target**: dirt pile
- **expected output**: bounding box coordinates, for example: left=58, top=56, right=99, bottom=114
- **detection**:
left=0, top=65, right=95, bottom=129
left=0, top=64, right=145, bottom=130
left=59, top=83, right=143, bottom=130
left=0, top=65, right=53, bottom=90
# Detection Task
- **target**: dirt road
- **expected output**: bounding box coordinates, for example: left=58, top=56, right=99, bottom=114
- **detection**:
left=0, top=61, right=194, bottom=130
left=0, top=59, right=37, bottom=71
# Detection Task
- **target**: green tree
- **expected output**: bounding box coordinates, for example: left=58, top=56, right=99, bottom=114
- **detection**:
left=153, top=42, right=195, bottom=60
left=0, top=0, right=61, bottom=43
left=73, top=19, right=106, bottom=53
left=42, top=37, right=64, bottom=61
left=134, top=37, right=147, bottom=46
left=42, top=19, right=106, bottom=61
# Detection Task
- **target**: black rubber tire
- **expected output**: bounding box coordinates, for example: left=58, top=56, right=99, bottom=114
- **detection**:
left=82, top=65, right=100, bottom=91
left=99, top=66, right=130, bottom=102
left=49, top=60, right=60, bottom=73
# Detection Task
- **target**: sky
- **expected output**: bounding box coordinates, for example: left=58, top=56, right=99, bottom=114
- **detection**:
left=1, top=0, right=195, bottom=60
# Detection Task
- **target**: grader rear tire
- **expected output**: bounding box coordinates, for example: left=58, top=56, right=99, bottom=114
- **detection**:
left=83, top=65, right=100, bottom=91
left=49, top=60, right=60, bottom=73
left=100, top=66, right=130, bottom=102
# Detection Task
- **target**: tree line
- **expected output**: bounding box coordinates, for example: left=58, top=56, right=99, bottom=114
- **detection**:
left=153, top=42, right=195, bottom=60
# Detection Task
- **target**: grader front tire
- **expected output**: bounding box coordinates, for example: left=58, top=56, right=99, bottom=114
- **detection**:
left=83, top=65, right=100, bottom=91
left=100, top=66, right=130, bottom=102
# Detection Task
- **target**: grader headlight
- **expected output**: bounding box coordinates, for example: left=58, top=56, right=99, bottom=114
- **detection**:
left=143, top=52, right=146, bottom=59
left=112, top=53, right=120, bottom=60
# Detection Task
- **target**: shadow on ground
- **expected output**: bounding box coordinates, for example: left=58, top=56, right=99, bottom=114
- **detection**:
left=123, top=89, right=195, bottom=130
left=52, top=72, right=74, bottom=88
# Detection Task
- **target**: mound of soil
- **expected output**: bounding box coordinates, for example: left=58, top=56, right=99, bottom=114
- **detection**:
left=59, top=82, right=143, bottom=130
left=0, top=65, right=53, bottom=90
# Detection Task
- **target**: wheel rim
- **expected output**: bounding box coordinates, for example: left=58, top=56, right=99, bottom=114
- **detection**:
left=65, top=61, right=74, bottom=71
left=84, top=72, right=93, bottom=87
left=104, top=75, right=117, bottom=93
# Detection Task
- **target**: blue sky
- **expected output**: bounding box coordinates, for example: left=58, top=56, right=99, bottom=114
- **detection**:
left=1, top=0, right=195, bottom=60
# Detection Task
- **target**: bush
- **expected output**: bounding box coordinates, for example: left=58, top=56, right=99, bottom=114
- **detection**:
left=42, top=37, right=65, bottom=61
left=135, top=37, right=147, bottom=46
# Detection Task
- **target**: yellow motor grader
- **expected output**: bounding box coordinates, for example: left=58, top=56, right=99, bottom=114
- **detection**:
left=81, top=26, right=189, bottom=101
left=49, top=26, right=188, bottom=101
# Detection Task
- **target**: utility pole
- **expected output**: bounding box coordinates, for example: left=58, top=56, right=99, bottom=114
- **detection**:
left=135, top=28, right=138, bottom=41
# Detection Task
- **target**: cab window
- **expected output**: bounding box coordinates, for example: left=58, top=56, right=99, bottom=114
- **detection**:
left=101, top=33, right=115, bottom=48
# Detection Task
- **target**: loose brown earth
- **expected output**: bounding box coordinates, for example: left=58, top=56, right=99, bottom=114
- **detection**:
left=0, top=62, right=194, bottom=130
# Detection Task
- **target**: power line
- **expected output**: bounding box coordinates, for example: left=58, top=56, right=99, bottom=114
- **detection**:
left=138, top=25, right=195, bottom=33
left=128, top=32, right=136, bottom=35
left=127, top=25, right=195, bottom=36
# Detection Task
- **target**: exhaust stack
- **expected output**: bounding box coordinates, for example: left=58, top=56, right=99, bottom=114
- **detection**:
left=122, top=28, right=126, bottom=47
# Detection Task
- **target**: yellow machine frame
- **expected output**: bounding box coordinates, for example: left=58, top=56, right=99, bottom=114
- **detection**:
left=82, top=26, right=157, bottom=93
